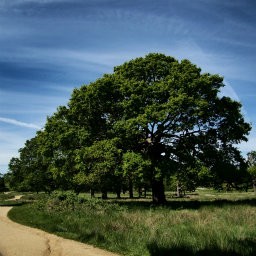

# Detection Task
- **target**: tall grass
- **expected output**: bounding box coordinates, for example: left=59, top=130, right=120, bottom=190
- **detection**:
left=8, top=191, right=256, bottom=256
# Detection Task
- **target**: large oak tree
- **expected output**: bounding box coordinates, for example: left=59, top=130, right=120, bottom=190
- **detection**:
left=68, top=53, right=250, bottom=203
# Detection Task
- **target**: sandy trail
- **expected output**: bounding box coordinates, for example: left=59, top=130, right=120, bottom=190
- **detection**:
left=0, top=201, right=120, bottom=256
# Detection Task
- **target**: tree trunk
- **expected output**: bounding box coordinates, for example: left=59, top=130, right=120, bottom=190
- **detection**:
left=176, top=182, right=180, bottom=197
left=101, top=190, right=108, bottom=199
left=152, top=178, right=166, bottom=204
left=148, top=144, right=166, bottom=204
left=138, top=186, right=142, bottom=198
left=129, top=179, right=133, bottom=199
left=176, top=181, right=181, bottom=197
left=116, top=190, right=121, bottom=199
left=90, top=189, right=95, bottom=198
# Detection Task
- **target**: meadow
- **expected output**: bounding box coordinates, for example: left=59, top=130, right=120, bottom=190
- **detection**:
left=4, top=190, right=256, bottom=256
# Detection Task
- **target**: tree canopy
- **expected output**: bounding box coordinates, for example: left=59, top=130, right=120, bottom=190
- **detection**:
left=7, top=53, right=251, bottom=203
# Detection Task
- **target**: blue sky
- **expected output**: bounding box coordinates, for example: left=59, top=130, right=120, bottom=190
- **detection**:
left=0, top=0, right=256, bottom=173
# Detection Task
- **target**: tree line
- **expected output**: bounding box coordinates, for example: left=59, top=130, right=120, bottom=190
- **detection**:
left=4, top=53, right=255, bottom=203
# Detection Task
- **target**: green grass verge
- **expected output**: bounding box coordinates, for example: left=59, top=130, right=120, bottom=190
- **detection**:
left=8, top=191, right=256, bottom=256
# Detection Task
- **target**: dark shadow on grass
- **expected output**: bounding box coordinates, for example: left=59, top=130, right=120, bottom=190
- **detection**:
left=80, top=231, right=106, bottom=244
left=116, top=198, right=256, bottom=210
left=0, top=201, right=24, bottom=207
left=147, top=238, right=256, bottom=256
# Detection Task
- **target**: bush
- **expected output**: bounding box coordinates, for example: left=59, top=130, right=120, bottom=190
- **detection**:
left=35, top=190, right=126, bottom=214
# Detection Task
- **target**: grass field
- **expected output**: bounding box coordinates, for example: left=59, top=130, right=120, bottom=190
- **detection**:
left=6, top=190, right=256, bottom=256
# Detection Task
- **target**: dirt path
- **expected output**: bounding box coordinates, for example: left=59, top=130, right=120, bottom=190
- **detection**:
left=0, top=204, right=120, bottom=256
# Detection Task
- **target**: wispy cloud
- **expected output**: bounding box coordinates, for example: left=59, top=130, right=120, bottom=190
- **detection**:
left=0, top=129, right=30, bottom=173
left=0, top=0, right=70, bottom=7
left=219, top=81, right=240, bottom=102
left=0, top=117, right=41, bottom=129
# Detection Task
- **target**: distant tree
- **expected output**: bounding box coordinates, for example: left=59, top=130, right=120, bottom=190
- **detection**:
left=0, top=173, right=6, bottom=192
left=122, top=151, right=151, bottom=198
left=205, top=145, right=248, bottom=190
left=7, top=135, right=54, bottom=192
left=40, top=109, right=79, bottom=191
left=74, top=139, right=122, bottom=199
left=7, top=157, right=25, bottom=191
left=247, top=151, right=256, bottom=193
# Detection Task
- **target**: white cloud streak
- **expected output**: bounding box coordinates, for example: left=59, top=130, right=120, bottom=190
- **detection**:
left=0, top=117, right=41, bottom=129
left=0, top=129, right=29, bottom=173
left=219, top=81, right=240, bottom=102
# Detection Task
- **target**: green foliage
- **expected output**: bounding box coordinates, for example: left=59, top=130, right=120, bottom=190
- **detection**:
left=35, top=190, right=126, bottom=214
left=248, top=165, right=256, bottom=177
left=122, top=151, right=151, bottom=188
left=74, top=139, right=123, bottom=196
left=7, top=134, right=55, bottom=192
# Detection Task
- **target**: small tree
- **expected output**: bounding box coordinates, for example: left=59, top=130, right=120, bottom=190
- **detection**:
left=122, top=151, right=151, bottom=198
left=75, top=139, right=122, bottom=199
